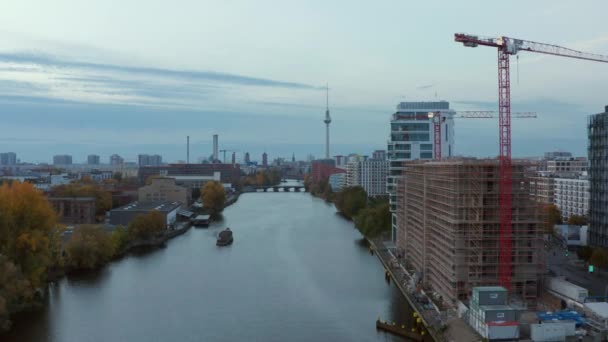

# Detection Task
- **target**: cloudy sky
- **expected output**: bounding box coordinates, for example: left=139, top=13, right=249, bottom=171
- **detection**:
left=1, top=0, right=607, bottom=163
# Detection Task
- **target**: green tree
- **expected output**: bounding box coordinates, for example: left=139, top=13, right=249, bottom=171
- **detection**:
left=201, top=181, right=226, bottom=217
left=567, top=215, right=587, bottom=226
left=544, top=204, right=563, bottom=234
left=127, top=210, right=166, bottom=240
left=110, top=226, right=129, bottom=255
left=335, top=186, right=368, bottom=220
left=590, top=248, right=608, bottom=274
left=64, top=226, right=114, bottom=270
left=577, top=246, right=593, bottom=262
left=354, top=198, right=391, bottom=238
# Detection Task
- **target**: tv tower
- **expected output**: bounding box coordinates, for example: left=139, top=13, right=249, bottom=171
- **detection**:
left=323, top=84, right=331, bottom=159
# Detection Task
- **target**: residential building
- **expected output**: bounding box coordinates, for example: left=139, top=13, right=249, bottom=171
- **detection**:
left=48, top=197, right=96, bottom=224
left=110, top=154, right=124, bottom=166
left=82, top=170, right=114, bottom=183
left=546, top=157, right=587, bottom=175
left=328, top=172, right=346, bottom=192
left=53, top=154, right=73, bottom=165
left=372, top=150, right=387, bottom=161
left=0, top=152, right=17, bottom=166
left=262, top=152, right=268, bottom=167
left=346, top=159, right=388, bottom=197
left=138, top=177, right=191, bottom=205
left=388, top=101, right=455, bottom=241
left=138, top=154, right=162, bottom=167
left=334, top=155, right=346, bottom=168
left=529, top=175, right=555, bottom=204
left=244, top=152, right=250, bottom=164
left=554, top=176, right=589, bottom=221
left=398, top=159, right=543, bottom=304
left=545, top=151, right=572, bottom=160
left=138, top=163, right=240, bottom=186
left=109, top=201, right=181, bottom=227
left=588, top=106, right=608, bottom=247
left=87, top=154, right=100, bottom=165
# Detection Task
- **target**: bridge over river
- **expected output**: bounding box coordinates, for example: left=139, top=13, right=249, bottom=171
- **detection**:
left=243, top=185, right=306, bottom=193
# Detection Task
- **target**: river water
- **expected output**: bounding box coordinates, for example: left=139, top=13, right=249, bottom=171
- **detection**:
left=6, top=188, right=417, bottom=342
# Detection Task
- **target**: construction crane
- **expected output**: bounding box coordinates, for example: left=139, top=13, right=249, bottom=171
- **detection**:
left=454, top=33, right=608, bottom=290
left=428, top=111, right=537, bottom=160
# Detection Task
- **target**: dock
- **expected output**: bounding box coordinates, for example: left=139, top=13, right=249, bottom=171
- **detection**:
left=376, top=320, right=424, bottom=341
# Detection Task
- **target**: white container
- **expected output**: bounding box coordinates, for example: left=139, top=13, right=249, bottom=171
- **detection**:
left=547, top=277, right=588, bottom=303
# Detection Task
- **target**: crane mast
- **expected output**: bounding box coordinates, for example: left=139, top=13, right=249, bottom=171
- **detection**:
left=455, top=32, right=608, bottom=291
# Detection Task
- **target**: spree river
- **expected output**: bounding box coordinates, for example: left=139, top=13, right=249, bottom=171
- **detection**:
left=7, top=188, right=416, bottom=342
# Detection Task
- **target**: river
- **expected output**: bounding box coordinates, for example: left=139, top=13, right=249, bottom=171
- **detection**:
left=6, top=187, right=416, bottom=342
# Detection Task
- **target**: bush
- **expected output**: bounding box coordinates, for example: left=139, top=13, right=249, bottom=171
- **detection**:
left=128, top=210, right=166, bottom=240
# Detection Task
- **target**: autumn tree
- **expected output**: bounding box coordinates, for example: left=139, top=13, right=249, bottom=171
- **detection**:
left=127, top=210, right=166, bottom=240
left=0, top=181, right=58, bottom=288
left=201, top=181, right=226, bottom=217
left=64, top=226, right=114, bottom=270
left=0, top=254, right=34, bottom=332
left=544, top=204, right=563, bottom=234
left=110, top=226, right=129, bottom=254
left=567, top=215, right=588, bottom=226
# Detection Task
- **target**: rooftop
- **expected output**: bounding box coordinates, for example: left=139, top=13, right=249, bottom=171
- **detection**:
left=585, top=302, right=608, bottom=319
left=112, top=201, right=181, bottom=212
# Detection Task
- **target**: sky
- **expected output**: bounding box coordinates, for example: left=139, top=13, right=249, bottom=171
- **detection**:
left=1, top=0, right=607, bottom=163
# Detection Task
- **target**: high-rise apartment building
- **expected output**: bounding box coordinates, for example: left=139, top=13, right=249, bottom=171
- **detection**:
left=346, top=159, right=388, bottom=197
left=588, top=106, right=608, bottom=247
left=138, top=154, right=162, bottom=167
left=554, top=177, right=589, bottom=221
left=53, top=155, right=73, bottom=165
left=262, top=152, right=268, bottom=167
left=110, top=154, right=124, bottom=166
left=87, top=154, right=100, bottom=165
left=398, top=160, right=543, bottom=304
left=244, top=152, right=250, bottom=164
left=0, top=152, right=17, bottom=166
left=387, top=101, right=455, bottom=240
left=372, top=150, right=387, bottom=161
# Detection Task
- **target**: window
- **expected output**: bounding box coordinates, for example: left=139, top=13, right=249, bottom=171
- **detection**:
left=391, top=133, right=430, bottom=142
left=420, top=152, right=433, bottom=159
left=420, top=144, right=433, bottom=151
left=391, top=123, right=429, bottom=131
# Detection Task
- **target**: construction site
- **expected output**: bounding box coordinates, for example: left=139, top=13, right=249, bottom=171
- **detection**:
left=396, top=159, right=545, bottom=307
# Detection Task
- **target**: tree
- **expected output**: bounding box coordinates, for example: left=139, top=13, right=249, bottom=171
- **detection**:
left=110, top=226, right=129, bottom=255
left=544, top=204, right=563, bottom=234
left=64, top=226, right=114, bottom=270
left=0, top=254, right=34, bottom=332
left=0, top=181, right=58, bottom=289
left=567, top=215, right=587, bottom=226
left=354, top=199, right=391, bottom=238
left=577, top=246, right=593, bottom=262
left=127, top=210, right=166, bottom=240
left=589, top=248, right=608, bottom=274
left=53, top=183, right=112, bottom=216
left=335, top=186, right=368, bottom=220
left=201, top=181, right=226, bottom=217
left=112, top=172, right=123, bottom=182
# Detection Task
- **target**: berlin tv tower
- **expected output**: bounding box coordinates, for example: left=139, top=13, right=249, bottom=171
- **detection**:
left=324, top=84, right=331, bottom=159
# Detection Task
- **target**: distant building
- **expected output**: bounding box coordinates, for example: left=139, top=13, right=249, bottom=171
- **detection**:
left=328, top=172, right=346, bottom=192
left=138, top=154, right=162, bottom=167
left=0, top=152, right=17, bottom=166
left=310, top=159, right=343, bottom=184
left=262, top=152, right=268, bottom=167
left=109, top=201, right=181, bottom=227
left=138, top=163, right=240, bottom=186
left=346, top=158, right=388, bottom=196
left=588, top=106, right=608, bottom=247
left=53, top=155, right=73, bottom=165
left=529, top=175, right=555, bottom=204
left=138, top=177, right=191, bottom=205
left=334, top=155, right=346, bottom=168
left=554, top=225, right=589, bottom=247
left=388, top=101, right=455, bottom=241
left=87, top=154, right=100, bottom=165
left=372, top=150, right=387, bottom=161
left=546, top=157, right=587, bottom=175
left=48, top=197, right=96, bottom=224
left=244, top=152, right=250, bottom=164
left=110, top=154, right=124, bottom=166
left=544, top=151, right=572, bottom=160
left=82, top=170, right=113, bottom=183
left=554, top=176, right=589, bottom=221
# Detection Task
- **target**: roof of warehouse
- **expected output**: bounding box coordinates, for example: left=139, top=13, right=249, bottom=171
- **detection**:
left=112, top=201, right=181, bottom=212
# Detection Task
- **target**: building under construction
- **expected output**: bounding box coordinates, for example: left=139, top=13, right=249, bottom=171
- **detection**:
left=396, top=159, right=544, bottom=306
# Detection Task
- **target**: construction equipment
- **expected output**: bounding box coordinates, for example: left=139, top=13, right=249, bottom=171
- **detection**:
left=454, top=33, right=608, bottom=290
left=428, top=111, right=537, bottom=160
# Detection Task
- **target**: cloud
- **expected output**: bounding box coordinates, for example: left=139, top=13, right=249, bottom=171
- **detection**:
left=0, top=52, right=320, bottom=89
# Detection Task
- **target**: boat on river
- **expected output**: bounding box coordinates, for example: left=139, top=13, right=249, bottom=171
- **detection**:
left=216, top=228, right=233, bottom=246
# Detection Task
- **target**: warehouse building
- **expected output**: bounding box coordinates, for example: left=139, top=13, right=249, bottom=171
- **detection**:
left=108, top=201, right=181, bottom=227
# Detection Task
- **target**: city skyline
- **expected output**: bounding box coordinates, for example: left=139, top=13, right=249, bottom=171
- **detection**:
left=0, top=1, right=607, bottom=162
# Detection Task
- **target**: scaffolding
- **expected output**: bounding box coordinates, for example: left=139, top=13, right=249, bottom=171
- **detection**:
left=397, top=159, right=545, bottom=306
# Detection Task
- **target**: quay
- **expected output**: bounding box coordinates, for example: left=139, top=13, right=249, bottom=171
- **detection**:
left=376, top=319, right=424, bottom=341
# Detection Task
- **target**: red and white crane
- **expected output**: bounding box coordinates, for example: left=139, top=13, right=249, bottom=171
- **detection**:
left=428, top=111, right=537, bottom=160
left=454, top=33, right=608, bottom=290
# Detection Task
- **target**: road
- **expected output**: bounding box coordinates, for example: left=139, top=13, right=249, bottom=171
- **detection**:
left=547, top=242, right=608, bottom=297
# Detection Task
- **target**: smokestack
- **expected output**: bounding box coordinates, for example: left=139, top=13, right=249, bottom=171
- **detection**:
left=187, top=136, right=190, bottom=164
left=213, top=134, right=219, bottom=161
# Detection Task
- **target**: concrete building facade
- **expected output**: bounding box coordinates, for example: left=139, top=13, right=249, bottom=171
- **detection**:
left=138, top=154, right=162, bottom=167
left=0, top=152, right=17, bottom=166
left=346, top=159, right=388, bottom=197
left=328, top=172, right=346, bottom=192
left=138, top=163, right=240, bottom=186
left=530, top=175, right=556, bottom=205
left=398, top=160, right=543, bottom=305
left=387, top=101, right=455, bottom=241
left=554, top=177, right=589, bottom=221
left=87, top=154, right=100, bottom=165
left=53, top=155, right=73, bottom=165
left=49, top=197, right=96, bottom=224
left=110, top=154, right=124, bottom=166
left=588, top=106, right=608, bottom=247
left=138, top=177, right=191, bottom=205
